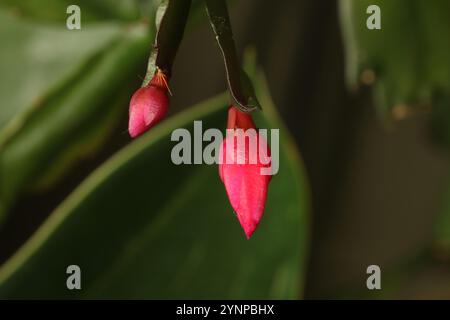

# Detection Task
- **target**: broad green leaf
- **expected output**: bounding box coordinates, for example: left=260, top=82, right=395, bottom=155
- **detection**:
left=0, top=17, right=153, bottom=222
left=339, top=0, right=450, bottom=118
left=0, top=73, right=309, bottom=299
left=0, top=0, right=141, bottom=24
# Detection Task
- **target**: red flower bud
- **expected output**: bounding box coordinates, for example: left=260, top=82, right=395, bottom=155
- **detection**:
left=128, top=70, right=170, bottom=138
left=219, top=106, right=272, bottom=239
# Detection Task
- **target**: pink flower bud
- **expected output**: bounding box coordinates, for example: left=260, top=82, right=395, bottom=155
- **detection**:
left=128, top=70, right=170, bottom=138
left=219, top=107, right=272, bottom=239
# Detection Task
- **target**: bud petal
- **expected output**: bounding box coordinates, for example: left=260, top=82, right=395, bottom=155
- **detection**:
left=128, top=71, right=170, bottom=138
left=219, top=107, right=272, bottom=239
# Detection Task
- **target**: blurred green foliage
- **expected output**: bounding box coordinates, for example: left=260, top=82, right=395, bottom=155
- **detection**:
left=0, top=0, right=142, bottom=23
left=340, top=0, right=450, bottom=118
left=0, top=8, right=152, bottom=222
left=0, top=1, right=309, bottom=298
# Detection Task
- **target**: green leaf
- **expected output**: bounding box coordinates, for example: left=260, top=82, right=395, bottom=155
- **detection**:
left=339, top=0, right=450, bottom=118
left=0, top=15, right=153, bottom=222
left=205, top=0, right=261, bottom=112
left=0, top=73, right=309, bottom=299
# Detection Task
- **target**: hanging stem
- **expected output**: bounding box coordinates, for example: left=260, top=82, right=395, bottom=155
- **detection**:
left=142, top=0, right=192, bottom=86
left=205, top=0, right=261, bottom=112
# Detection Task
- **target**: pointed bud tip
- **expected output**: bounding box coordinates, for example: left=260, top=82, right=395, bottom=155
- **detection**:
left=237, top=210, right=260, bottom=239
left=243, top=227, right=255, bottom=239
left=128, top=127, right=141, bottom=138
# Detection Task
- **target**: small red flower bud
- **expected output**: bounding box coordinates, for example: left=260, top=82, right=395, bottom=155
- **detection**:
left=128, top=70, right=170, bottom=138
left=219, top=106, right=272, bottom=239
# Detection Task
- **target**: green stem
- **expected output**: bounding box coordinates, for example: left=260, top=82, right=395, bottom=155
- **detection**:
left=205, top=0, right=260, bottom=112
left=143, top=0, right=192, bottom=86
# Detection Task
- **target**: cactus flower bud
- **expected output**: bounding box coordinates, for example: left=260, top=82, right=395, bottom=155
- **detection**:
left=128, top=69, right=170, bottom=138
left=219, top=106, right=272, bottom=239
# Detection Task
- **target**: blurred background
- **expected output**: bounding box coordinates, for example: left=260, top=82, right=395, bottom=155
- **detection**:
left=0, top=0, right=449, bottom=299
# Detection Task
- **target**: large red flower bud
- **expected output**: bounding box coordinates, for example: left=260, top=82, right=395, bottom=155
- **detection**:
left=128, top=70, right=170, bottom=138
left=219, top=106, right=272, bottom=239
